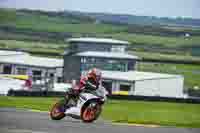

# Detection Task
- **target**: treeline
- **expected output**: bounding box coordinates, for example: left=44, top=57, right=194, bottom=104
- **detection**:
left=18, top=9, right=95, bottom=24
left=0, top=26, right=72, bottom=43
left=85, top=12, right=200, bottom=27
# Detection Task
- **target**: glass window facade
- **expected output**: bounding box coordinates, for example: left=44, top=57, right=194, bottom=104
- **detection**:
left=111, top=45, right=126, bottom=53
left=120, top=83, right=131, bottom=91
left=80, top=57, right=128, bottom=72
left=17, top=67, right=27, bottom=75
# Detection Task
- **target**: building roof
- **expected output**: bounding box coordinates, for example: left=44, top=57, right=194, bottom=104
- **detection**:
left=0, top=50, right=28, bottom=57
left=102, top=71, right=183, bottom=82
left=75, top=51, right=139, bottom=60
left=0, top=50, right=63, bottom=68
left=67, top=37, right=130, bottom=45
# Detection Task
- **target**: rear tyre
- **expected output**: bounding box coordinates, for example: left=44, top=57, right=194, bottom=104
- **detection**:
left=50, top=99, right=66, bottom=120
left=81, top=101, right=102, bottom=123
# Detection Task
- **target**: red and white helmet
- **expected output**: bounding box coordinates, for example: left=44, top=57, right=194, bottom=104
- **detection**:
left=87, top=68, right=102, bottom=82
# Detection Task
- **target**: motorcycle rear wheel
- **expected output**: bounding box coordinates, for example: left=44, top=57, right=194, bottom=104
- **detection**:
left=50, top=99, right=66, bottom=120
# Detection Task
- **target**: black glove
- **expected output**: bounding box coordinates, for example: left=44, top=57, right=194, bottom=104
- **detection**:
left=85, top=81, right=98, bottom=90
left=72, top=89, right=79, bottom=96
left=66, top=88, right=78, bottom=97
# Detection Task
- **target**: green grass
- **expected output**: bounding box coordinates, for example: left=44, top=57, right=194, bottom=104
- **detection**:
left=0, top=8, right=16, bottom=24
left=0, top=9, right=126, bottom=34
left=0, top=39, right=66, bottom=54
left=0, top=40, right=66, bottom=49
left=12, top=22, right=126, bottom=34
left=131, top=51, right=200, bottom=62
left=0, top=96, right=200, bottom=128
left=0, top=96, right=54, bottom=111
left=0, top=8, right=125, bottom=35
left=104, top=100, right=200, bottom=127
left=107, top=33, right=200, bottom=48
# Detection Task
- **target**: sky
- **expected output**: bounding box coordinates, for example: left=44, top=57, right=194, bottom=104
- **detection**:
left=0, top=0, right=200, bottom=19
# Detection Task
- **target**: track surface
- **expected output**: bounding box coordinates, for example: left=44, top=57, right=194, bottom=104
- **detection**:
left=0, top=108, right=199, bottom=133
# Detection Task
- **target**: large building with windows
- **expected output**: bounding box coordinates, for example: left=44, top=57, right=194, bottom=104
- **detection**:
left=0, top=50, right=63, bottom=83
left=64, top=37, right=185, bottom=98
left=64, top=38, right=139, bottom=81
left=0, top=38, right=185, bottom=98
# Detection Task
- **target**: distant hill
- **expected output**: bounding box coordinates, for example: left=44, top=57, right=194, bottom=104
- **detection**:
left=0, top=8, right=200, bottom=57
left=1, top=8, right=200, bottom=38
left=1, top=7, right=200, bottom=28
left=0, top=8, right=200, bottom=52
left=18, top=9, right=95, bottom=24
left=67, top=10, right=200, bottom=28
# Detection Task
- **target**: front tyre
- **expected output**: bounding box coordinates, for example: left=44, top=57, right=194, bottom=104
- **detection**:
left=81, top=101, right=102, bottom=123
left=50, top=99, right=66, bottom=120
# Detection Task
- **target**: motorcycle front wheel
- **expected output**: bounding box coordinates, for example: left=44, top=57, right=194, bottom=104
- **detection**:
left=81, top=101, right=102, bottom=123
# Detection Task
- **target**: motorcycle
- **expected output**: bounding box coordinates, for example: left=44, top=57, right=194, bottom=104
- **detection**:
left=50, top=86, right=107, bottom=123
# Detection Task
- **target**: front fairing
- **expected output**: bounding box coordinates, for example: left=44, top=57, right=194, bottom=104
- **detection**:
left=64, top=86, right=107, bottom=117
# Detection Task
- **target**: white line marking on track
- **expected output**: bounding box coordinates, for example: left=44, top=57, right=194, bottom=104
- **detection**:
left=112, top=122, right=161, bottom=128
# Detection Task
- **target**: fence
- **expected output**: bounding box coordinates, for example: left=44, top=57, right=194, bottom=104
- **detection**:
left=30, top=75, right=55, bottom=91
left=7, top=90, right=200, bottom=104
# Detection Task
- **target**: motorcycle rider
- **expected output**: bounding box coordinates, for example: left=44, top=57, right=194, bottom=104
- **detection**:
left=65, top=68, right=102, bottom=106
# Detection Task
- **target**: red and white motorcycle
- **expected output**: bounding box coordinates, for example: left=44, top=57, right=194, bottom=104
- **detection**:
left=50, top=86, right=107, bottom=123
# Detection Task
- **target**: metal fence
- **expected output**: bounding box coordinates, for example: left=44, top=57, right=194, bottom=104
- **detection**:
left=30, top=75, right=55, bottom=91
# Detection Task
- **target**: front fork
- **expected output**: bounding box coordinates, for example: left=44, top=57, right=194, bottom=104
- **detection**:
left=63, top=93, right=78, bottom=111
left=56, top=98, right=68, bottom=113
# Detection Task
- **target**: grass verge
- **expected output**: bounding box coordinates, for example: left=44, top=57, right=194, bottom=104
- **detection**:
left=0, top=96, right=200, bottom=128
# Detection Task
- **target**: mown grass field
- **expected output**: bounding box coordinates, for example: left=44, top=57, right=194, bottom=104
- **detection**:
left=0, top=96, right=200, bottom=128
left=107, top=33, right=200, bottom=48
left=0, top=40, right=66, bottom=49
left=0, top=9, right=126, bottom=34
left=131, top=51, right=200, bottom=62
left=0, top=39, right=66, bottom=55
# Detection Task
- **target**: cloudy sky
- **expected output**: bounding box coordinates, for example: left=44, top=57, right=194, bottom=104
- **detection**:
left=0, top=0, right=199, bottom=18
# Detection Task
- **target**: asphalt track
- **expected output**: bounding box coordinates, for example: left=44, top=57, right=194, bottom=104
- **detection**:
left=0, top=108, right=199, bottom=133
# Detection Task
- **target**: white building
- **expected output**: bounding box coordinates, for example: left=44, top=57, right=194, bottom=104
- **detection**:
left=101, top=71, right=184, bottom=98
left=0, top=38, right=185, bottom=98
left=65, top=37, right=185, bottom=98
left=0, top=50, right=63, bottom=83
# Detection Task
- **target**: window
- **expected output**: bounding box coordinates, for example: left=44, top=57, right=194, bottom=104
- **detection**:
left=50, top=73, right=54, bottom=78
left=120, top=83, right=131, bottom=91
left=111, top=45, right=126, bottom=52
left=32, top=70, right=42, bottom=81
left=17, top=67, right=27, bottom=75
left=81, top=57, right=86, bottom=63
left=3, top=64, right=12, bottom=74
left=57, top=77, right=63, bottom=83
left=80, top=58, right=128, bottom=72
left=108, top=60, right=117, bottom=63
